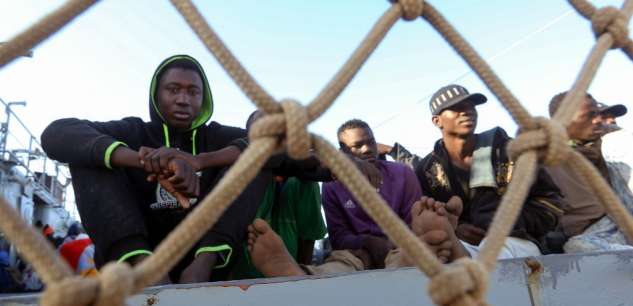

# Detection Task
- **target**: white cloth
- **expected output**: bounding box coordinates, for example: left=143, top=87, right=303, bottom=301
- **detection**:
left=461, top=237, right=541, bottom=259
left=564, top=129, right=633, bottom=253
left=602, top=129, right=633, bottom=214
left=564, top=215, right=633, bottom=253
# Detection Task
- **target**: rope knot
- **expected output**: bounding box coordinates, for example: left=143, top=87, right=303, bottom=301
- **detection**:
left=393, top=0, right=424, bottom=21
left=41, top=262, right=135, bottom=306
left=591, top=6, right=629, bottom=49
left=248, top=99, right=311, bottom=159
left=507, top=117, right=569, bottom=166
left=280, top=99, right=311, bottom=159
left=428, top=258, right=489, bottom=306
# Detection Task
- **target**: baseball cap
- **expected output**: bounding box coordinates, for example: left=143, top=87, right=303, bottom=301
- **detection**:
left=429, top=84, right=487, bottom=115
left=597, top=102, right=627, bottom=118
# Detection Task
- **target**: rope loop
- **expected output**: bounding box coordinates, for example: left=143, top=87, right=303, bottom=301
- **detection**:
left=247, top=99, right=311, bottom=159
left=427, top=258, right=489, bottom=306
left=591, top=6, right=630, bottom=49
left=40, top=262, right=135, bottom=306
left=280, top=99, right=311, bottom=159
left=507, top=117, right=569, bottom=166
left=95, top=263, right=136, bottom=306
left=392, top=0, right=424, bottom=21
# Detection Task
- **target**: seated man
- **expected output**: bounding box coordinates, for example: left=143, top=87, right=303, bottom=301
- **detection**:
left=600, top=102, right=633, bottom=215
left=247, top=119, right=423, bottom=277
left=597, top=102, right=627, bottom=127
left=385, top=84, right=563, bottom=260
left=231, top=111, right=328, bottom=279
left=547, top=94, right=633, bottom=252
left=41, top=54, right=268, bottom=284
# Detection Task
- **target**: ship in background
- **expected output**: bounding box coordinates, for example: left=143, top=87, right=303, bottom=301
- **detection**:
left=0, top=96, right=75, bottom=268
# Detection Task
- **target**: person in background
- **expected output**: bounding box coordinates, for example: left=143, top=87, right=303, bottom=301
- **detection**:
left=58, top=223, right=98, bottom=277
left=546, top=93, right=633, bottom=252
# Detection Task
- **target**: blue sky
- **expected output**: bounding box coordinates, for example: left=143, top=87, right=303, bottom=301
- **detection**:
left=1, top=0, right=632, bottom=156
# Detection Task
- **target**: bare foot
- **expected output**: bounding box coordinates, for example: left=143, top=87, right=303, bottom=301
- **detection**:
left=248, top=218, right=306, bottom=277
left=411, top=197, right=469, bottom=263
left=445, top=196, right=463, bottom=230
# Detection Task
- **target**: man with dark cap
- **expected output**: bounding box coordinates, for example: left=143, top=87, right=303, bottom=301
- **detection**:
left=380, top=84, right=563, bottom=262
left=546, top=93, right=633, bottom=252
left=598, top=102, right=627, bottom=127
left=600, top=101, right=633, bottom=205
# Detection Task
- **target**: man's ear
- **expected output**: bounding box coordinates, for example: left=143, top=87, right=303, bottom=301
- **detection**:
left=431, top=115, right=442, bottom=129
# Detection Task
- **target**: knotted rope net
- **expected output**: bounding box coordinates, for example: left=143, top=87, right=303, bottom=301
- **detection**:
left=0, top=0, right=632, bottom=305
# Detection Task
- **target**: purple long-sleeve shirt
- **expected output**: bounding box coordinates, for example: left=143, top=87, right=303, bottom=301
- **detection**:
left=322, top=160, right=423, bottom=250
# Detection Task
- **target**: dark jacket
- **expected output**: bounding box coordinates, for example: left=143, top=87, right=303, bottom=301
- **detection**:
left=41, top=54, right=248, bottom=211
left=394, top=127, right=563, bottom=250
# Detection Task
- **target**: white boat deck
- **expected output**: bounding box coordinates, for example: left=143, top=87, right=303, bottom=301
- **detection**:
left=2, top=249, right=633, bottom=306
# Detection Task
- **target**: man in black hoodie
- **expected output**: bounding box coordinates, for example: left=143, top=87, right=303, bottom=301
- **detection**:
left=41, top=55, right=266, bottom=284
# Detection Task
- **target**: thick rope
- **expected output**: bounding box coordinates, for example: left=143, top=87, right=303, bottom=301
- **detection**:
left=556, top=0, right=633, bottom=125
left=169, top=0, right=279, bottom=114
left=507, top=117, right=570, bottom=166
left=312, top=135, right=444, bottom=276
left=393, top=0, right=424, bottom=21
left=0, top=0, right=97, bottom=69
left=591, top=7, right=629, bottom=49
left=420, top=3, right=536, bottom=130
left=40, top=262, right=135, bottom=306
left=280, top=99, right=311, bottom=159
left=134, top=137, right=278, bottom=288
left=428, top=258, right=489, bottom=306
left=0, top=198, right=73, bottom=283
left=568, top=0, right=633, bottom=59
left=567, top=150, right=633, bottom=241
left=307, top=3, right=403, bottom=121
left=0, top=1, right=632, bottom=306
left=476, top=152, right=539, bottom=270
left=568, top=0, right=597, bottom=19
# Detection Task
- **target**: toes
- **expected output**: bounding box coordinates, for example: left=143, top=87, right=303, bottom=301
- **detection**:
left=423, top=197, right=436, bottom=210
left=433, top=201, right=448, bottom=216
left=252, top=218, right=271, bottom=234
left=411, top=200, right=424, bottom=217
left=437, top=249, right=451, bottom=259
left=446, top=196, right=463, bottom=216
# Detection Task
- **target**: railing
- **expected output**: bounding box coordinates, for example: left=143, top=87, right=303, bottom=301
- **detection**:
left=0, top=96, right=71, bottom=207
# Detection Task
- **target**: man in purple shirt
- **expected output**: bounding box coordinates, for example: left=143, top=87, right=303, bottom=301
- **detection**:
left=245, top=119, right=422, bottom=277
left=322, top=119, right=422, bottom=268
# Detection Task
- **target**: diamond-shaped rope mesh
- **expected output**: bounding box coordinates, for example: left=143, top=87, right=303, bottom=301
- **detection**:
left=0, top=0, right=632, bottom=305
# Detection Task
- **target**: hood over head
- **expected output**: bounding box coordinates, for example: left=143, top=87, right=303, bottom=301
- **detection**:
left=149, top=54, right=214, bottom=130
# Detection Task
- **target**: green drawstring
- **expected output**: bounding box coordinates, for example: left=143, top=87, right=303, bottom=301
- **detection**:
left=162, top=123, right=197, bottom=156
left=162, top=124, right=171, bottom=148
left=191, top=129, right=197, bottom=156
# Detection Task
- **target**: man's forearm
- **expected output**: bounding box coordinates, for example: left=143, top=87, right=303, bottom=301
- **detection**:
left=110, top=146, right=142, bottom=169
left=195, top=146, right=241, bottom=170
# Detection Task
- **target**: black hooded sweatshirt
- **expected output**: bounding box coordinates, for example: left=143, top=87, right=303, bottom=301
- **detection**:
left=41, top=55, right=251, bottom=268
left=42, top=55, right=246, bottom=208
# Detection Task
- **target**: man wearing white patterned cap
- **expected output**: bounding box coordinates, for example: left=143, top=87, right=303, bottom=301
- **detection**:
left=381, top=84, right=563, bottom=262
